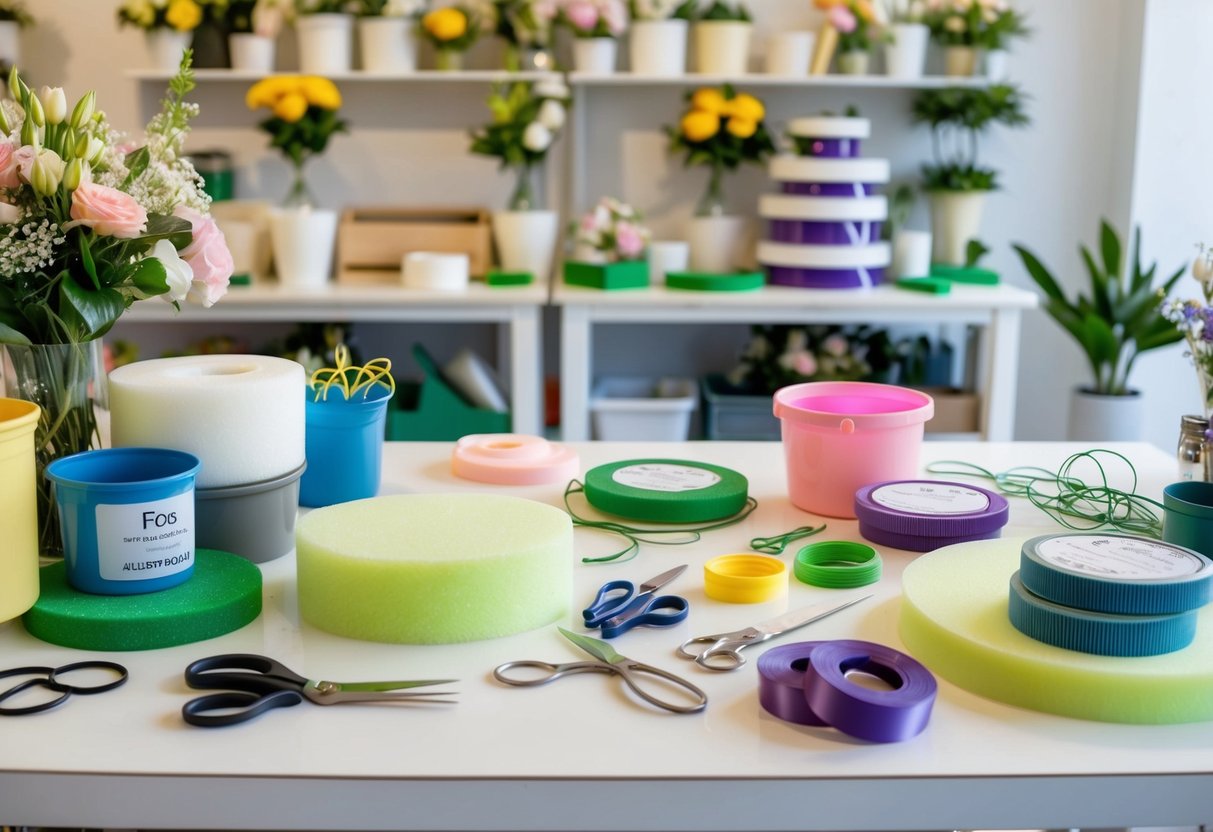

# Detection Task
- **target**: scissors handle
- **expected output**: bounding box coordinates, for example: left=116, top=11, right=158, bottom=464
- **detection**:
left=677, top=628, right=765, bottom=672
left=614, top=661, right=708, bottom=714
left=185, top=654, right=308, bottom=694
left=493, top=660, right=612, bottom=687
left=182, top=689, right=305, bottom=727
left=582, top=580, right=636, bottom=628
left=599, top=595, right=689, bottom=639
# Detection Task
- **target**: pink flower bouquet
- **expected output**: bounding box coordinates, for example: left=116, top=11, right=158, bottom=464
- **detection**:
left=572, top=197, right=651, bottom=262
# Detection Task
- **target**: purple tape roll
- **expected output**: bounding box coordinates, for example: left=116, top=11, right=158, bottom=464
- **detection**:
left=854, top=480, right=1010, bottom=552
left=803, top=640, right=937, bottom=743
left=792, top=137, right=863, bottom=158
left=769, top=220, right=882, bottom=246
left=781, top=182, right=875, bottom=197
left=757, top=642, right=829, bottom=726
left=767, top=265, right=885, bottom=289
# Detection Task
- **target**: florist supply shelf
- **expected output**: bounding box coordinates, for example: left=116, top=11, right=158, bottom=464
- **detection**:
left=552, top=282, right=1038, bottom=443
left=128, top=69, right=564, bottom=83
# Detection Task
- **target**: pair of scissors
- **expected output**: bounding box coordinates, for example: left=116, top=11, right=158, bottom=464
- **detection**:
left=582, top=564, right=690, bottom=638
left=678, top=594, right=872, bottom=671
left=0, top=661, right=127, bottom=716
left=182, top=654, right=458, bottom=727
left=494, top=627, right=708, bottom=714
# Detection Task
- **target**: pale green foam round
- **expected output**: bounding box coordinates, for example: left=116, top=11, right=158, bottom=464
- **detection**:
left=899, top=537, right=1213, bottom=724
left=296, top=494, right=572, bottom=644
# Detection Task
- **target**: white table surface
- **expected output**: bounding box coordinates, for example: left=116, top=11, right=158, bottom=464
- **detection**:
left=1, top=441, right=1210, bottom=831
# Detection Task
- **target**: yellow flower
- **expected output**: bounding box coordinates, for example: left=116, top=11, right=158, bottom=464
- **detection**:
left=273, top=92, right=309, bottom=123
left=854, top=0, right=876, bottom=22
left=165, top=0, right=203, bottom=32
left=300, top=76, right=342, bottom=110
left=726, top=93, right=764, bottom=123
left=682, top=110, right=721, bottom=143
left=690, top=87, right=727, bottom=115
left=423, top=8, right=468, bottom=42
left=246, top=75, right=301, bottom=109
left=726, top=117, right=757, bottom=139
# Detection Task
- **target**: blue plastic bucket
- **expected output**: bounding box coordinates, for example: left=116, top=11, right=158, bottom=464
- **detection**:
left=300, top=385, right=393, bottom=508
left=45, top=447, right=201, bottom=595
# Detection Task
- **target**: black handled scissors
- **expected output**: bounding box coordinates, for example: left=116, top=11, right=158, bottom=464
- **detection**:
left=0, top=661, right=127, bottom=716
left=182, top=653, right=458, bottom=727
left=582, top=564, right=689, bottom=639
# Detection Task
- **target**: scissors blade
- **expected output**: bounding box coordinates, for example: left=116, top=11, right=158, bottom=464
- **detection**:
left=637, top=564, right=688, bottom=595
left=754, top=594, right=873, bottom=638
left=334, top=679, right=458, bottom=693
left=558, top=627, right=626, bottom=665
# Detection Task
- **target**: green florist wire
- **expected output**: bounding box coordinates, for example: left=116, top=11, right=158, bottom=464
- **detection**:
left=308, top=344, right=396, bottom=402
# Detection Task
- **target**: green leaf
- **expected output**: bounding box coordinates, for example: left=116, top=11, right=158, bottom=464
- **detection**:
left=121, top=146, right=150, bottom=190
left=1080, top=244, right=1111, bottom=319
left=1013, top=244, right=1070, bottom=307
left=964, top=238, right=989, bottom=268
left=77, top=230, right=100, bottom=290
left=0, top=321, right=31, bottom=345
left=58, top=278, right=125, bottom=341
left=135, top=214, right=193, bottom=251
left=1099, top=219, right=1121, bottom=284
left=126, top=256, right=170, bottom=298
left=1081, top=313, right=1118, bottom=367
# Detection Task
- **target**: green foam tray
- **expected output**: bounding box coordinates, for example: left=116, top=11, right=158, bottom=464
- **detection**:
left=666, top=271, right=765, bottom=292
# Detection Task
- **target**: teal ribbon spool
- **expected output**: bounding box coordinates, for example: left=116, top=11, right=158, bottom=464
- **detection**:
left=582, top=459, right=750, bottom=523
left=793, top=541, right=882, bottom=589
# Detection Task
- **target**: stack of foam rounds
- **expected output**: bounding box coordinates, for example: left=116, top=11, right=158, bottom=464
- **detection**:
left=109, top=354, right=306, bottom=563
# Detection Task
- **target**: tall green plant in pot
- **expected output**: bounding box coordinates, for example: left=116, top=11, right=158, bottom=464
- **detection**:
left=912, top=84, right=1027, bottom=265
left=1013, top=220, right=1185, bottom=441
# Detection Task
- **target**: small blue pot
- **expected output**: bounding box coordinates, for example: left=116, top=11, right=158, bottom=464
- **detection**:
left=300, top=385, right=393, bottom=508
left=1163, top=481, right=1213, bottom=559
left=46, top=447, right=201, bottom=596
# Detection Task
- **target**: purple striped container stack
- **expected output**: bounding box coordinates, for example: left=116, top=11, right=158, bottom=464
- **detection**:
left=759, top=116, right=892, bottom=290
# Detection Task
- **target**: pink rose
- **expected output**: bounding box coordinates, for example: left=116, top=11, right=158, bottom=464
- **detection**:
left=565, top=0, right=600, bottom=32
left=174, top=205, right=234, bottom=308
left=70, top=182, right=148, bottom=238
left=615, top=221, right=645, bottom=260
left=11, top=144, right=36, bottom=185
left=0, top=141, right=19, bottom=190
left=792, top=351, right=818, bottom=377
left=829, top=4, right=857, bottom=32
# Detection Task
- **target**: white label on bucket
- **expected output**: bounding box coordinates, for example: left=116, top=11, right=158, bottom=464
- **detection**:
left=95, top=492, right=195, bottom=582
left=1034, top=535, right=1206, bottom=580
left=871, top=483, right=989, bottom=515
left=612, top=464, right=722, bottom=492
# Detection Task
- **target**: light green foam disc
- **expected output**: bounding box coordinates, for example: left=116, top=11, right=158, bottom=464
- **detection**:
left=296, top=494, right=572, bottom=644
left=899, top=537, right=1213, bottom=724
left=23, top=549, right=262, bottom=652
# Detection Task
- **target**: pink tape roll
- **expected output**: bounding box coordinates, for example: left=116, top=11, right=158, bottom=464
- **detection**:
left=451, top=434, right=581, bottom=486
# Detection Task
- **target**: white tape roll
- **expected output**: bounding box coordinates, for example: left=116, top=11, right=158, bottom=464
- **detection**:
left=786, top=116, right=871, bottom=139
left=759, top=194, right=888, bottom=221
left=769, top=156, right=891, bottom=184
left=757, top=241, right=891, bottom=268
left=403, top=252, right=470, bottom=291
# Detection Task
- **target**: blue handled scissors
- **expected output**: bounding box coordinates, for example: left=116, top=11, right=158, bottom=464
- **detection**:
left=182, top=654, right=458, bottom=727
left=582, top=564, right=689, bottom=638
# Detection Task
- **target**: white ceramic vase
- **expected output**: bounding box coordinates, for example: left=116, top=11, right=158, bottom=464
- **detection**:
left=929, top=191, right=986, bottom=266
left=0, top=21, right=20, bottom=69
left=1068, top=388, right=1144, bottom=442
left=836, top=50, right=870, bottom=75
left=492, top=210, right=559, bottom=281
left=573, top=37, right=617, bottom=74
left=296, top=14, right=354, bottom=75
left=884, top=22, right=928, bottom=79
left=944, top=45, right=978, bottom=77
left=688, top=216, right=749, bottom=274
left=270, top=207, right=339, bottom=290
left=229, top=33, right=276, bottom=73
left=648, top=240, right=690, bottom=285
left=629, top=19, right=687, bottom=76
left=359, top=16, right=417, bottom=73
left=693, top=21, right=752, bottom=76
left=984, top=48, right=1009, bottom=80
left=765, top=31, right=814, bottom=76
left=891, top=230, right=932, bottom=279
left=146, top=29, right=191, bottom=73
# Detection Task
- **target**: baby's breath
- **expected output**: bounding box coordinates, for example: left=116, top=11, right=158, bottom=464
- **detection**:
left=0, top=219, right=66, bottom=277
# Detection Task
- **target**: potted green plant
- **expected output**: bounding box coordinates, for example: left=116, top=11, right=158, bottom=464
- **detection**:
left=921, top=0, right=985, bottom=76
left=225, top=0, right=291, bottom=72
left=693, top=1, right=752, bottom=76
left=560, top=0, right=628, bottom=75
left=420, top=4, right=481, bottom=69
left=978, top=4, right=1028, bottom=79
left=628, top=0, right=696, bottom=76
left=821, top=0, right=883, bottom=76
left=1013, top=220, right=1185, bottom=441
left=912, top=84, right=1027, bottom=265
left=294, top=0, right=359, bottom=74
left=118, top=0, right=207, bottom=72
left=358, top=0, right=427, bottom=73
left=883, top=0, right=929, bottom=79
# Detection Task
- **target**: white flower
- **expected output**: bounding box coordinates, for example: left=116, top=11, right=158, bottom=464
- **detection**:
left=522, top=121, right=553, bottom=152
left=1194, top=249, right=1213, bottom=285
left=536, top=98, right=565, bottom=131
left=38, top=87, right=67, bottom=126
left=149, top=238, right=194, bottom=303
left=30, top=149, right=65, bottom=197
left=0, top=202, right=20, bottom=224
left=944, top=14, right=966, bottom=32
left=533, top=79, right=570, bottom=100
left=383, top=0, right=426, bottom=17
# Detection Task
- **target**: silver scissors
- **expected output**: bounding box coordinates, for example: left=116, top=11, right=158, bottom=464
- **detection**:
left=677, top=594, right=872, bottom=671
left=494, top=627, right=708, bottom=714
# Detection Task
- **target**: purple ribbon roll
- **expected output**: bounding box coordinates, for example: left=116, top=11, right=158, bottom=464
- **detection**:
left=757, top=642, right=829, bottom=726
left=781, top=182, right=875, bottom=197
left=767, top=265, right=885, bottom=290
left=803, top=640, right=937, bottom=743
left=768, top=219, right=881, bottom=246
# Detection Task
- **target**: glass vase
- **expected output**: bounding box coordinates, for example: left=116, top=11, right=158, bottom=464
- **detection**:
left=2, top=340, right=107, bottom=558
left=283, top=161, right=316, bottom=209
left=508, top=164, right=540, bottom=212
left=695, top=164, right=728, bottom=217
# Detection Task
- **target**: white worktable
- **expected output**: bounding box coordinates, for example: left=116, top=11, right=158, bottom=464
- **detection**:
left=552, top=283, right=1038, bottom=442
left=1, top=441, right=1209, bottom=831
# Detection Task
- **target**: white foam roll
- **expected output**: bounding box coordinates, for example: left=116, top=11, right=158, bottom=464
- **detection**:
left=786, top=116, right=870, bottom=139
left=759, top=194, right=888, bottom=221
left=403, top=252, right=470, bottom=291
left=769, top=156, right=890, bottom=184
left=757, top=240, right=891, bottom=268
left=109, top=355, right=305, bottom=489
left=443, top=349, right=509, bottom=412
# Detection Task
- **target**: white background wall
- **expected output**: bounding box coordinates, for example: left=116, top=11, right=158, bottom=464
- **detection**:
left=19, top=0, right=1198, bottom=447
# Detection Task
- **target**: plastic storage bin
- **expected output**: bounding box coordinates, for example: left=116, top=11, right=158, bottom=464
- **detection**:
left=590, top=378, right=696, bottom=441
left=387, top=344, right=511, bottom=440
left=701, top=375, right=781, bottom=441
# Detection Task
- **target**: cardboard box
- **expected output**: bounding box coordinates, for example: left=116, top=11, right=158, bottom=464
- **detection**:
left=920, top=387, right=981, bottom=434
left=336, top=207, right=492, bottom=284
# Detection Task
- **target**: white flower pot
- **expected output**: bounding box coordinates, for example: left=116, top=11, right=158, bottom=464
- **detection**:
left=891, top=230, right=932, bottom=279
left=765, top=31, right=813, bottom=76
left=573, top=37, right=617, bottom=75
left=229, top=33, right=276, bottom=73
left=929, top=191, right=986, bottom=266
left=146, top=29, right=192, bottom=73
left=629, top=19, right=687, bottom=76
left=984, top=48, right=1009, bottom=80
left=884, top=22, right=928, bottom=79
left=0, top=21, right=20, bottom=69
left=688, top=215, right=750, bottom=274
left=649, top=240, right=690, bottom=285
left=493, top=210, right=559, bottom=281
left=836, top=50, right=870, bottom=75
left=270, top=206, right=338, bottom=290
left=1068, top=388, right=1145, bottom=442
left=296, top=14, right=354, bottom=75
left=359, top=16, right=417, bottom=73
left=693, top=21, right=752, bottom=76
left=944, top=45, right=978, bottom=77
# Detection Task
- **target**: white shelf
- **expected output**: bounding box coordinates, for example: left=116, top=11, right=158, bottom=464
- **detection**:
left=128, top=68, right=562, bottom=83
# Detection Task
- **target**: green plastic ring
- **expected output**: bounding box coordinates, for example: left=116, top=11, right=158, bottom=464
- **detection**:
left=794, top=541, right=882, bottom=589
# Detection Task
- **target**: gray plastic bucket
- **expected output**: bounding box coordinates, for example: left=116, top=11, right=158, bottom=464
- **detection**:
left=195, top=462, right=305, bottom=564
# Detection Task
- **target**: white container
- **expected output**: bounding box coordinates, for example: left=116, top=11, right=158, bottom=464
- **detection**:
left=270, top=206, right=338, bottom=290
left=944, top=45, right=977, bottom=77
left=693, top=21, right=752, bottom=76
left=765, top=31, right=813, bottom=76
left=402, top=252, right=470, bottom=291
left=884, top=22, right=927, bottom=79
left=573, top=37, right=618, bottom=74
left=492, top=210, right=559, bottom=281
left=649, top=240, right=690, bottom=285
left=146, top=29, right=191, bottom=73
left=297, top=13, right=354, bottom=74
left=891, top=230, right=932, bottom=279
left=984, top=48, right=1009, bottom=80
left=688, top=215, right=750, bottom=274
left=629, top=19, right=687, bottom=76
left=1068, top=388, right=1144, bottom=442
left=590, top=377, right=697, bottom=441
left=929, top=191, right=986, bottom=266
left=229, top=33, right=276, bottom=73
left=0, top=20, right=20, bottom=69
left=359, top=16, right=417, bottom=73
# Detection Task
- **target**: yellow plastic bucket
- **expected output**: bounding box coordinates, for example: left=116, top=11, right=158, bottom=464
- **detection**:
left=0, top=397, right=40, bottom=622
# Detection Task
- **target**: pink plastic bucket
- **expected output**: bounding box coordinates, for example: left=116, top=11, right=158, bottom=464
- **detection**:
left=773, top=382, right=934, bottom=518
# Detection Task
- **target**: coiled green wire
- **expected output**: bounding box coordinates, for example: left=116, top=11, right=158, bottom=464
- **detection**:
left=749, top=524, right=827, bottom=554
